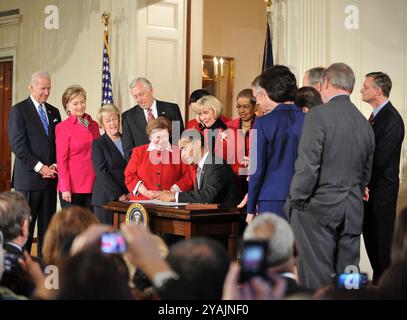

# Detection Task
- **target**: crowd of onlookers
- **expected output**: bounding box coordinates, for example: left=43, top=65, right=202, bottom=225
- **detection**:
left=1, top=190, right=406, bottom=300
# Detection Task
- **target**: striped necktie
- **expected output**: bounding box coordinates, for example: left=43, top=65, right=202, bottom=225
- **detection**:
left=368, top=112, right=374, bottom=124
left=38, top=104, right=49, bottom=135
left=147, top=108, right=154, bottom=123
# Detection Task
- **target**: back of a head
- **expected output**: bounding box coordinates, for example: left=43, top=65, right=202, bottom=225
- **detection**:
left=0, top=191, right=30, bottom=242
left=58, top=248, right=132, bottom=300
left=324, top=63, right=355, bottom=93
left=189, top=89, right=210, bottom=105
left=391, top=207, right=407, bottom=263
left=42, top=206, right=99, bottom=266
left=167, top=237, right=229, bottom=299
left=305, top=67, right=326, bottom=87
left=377, top=259, right=407, bottom=299
left=259, top=65, right=297, bottom=102
left=295, top=86, right=323, bottom=109
left=243, top=213, right=294, bottom=268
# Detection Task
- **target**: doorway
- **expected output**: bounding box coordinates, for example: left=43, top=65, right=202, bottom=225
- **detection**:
left=0, top=60, right=13, bottom=191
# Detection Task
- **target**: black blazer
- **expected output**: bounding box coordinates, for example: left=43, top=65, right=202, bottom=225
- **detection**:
left=8, top=97, right=61, bottom=190
left=91, top=133, right=128, bottom=207
left=178, top=155, right=242, bottom=206
left=368, top=101, right=405, bottom=204
left=122, top=100, right=185, bottom=161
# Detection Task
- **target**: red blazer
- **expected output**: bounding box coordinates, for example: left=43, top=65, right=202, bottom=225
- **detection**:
left=56, top=113, right=101, bottom=193
left=227, top=117, right=255, bottom=176
left=186, top=118, right=202, bottom=130
left=124, top=144, right=193, bottom=200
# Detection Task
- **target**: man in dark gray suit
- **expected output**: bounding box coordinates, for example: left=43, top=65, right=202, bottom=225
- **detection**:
left=285, top=63, right=375, bottom=290
left=122, top=78, right=184, bottom=161
left=8, top=71, right=61, bottom=257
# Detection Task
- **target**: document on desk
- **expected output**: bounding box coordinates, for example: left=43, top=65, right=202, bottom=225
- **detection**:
left=126, top=200, right=188, bottom=206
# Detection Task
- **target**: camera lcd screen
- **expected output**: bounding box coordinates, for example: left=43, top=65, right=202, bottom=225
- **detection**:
left=241, top=245, right=266, bottom=273
left=336, top=273, right=368, bottom=289
left=100, top=232, right=126, bottom=254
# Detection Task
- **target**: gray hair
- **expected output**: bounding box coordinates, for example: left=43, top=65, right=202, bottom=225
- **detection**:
left=129, top=77, right=153, bottom=90
left=243, top=213, right=295, bottom=267
left=30, top=71, right=51, bottom=86
left=0, top=191, right=31, bottom=242
left=324, top=63, right=355, bottom=93
left=305, top=67, right=326, bottom=87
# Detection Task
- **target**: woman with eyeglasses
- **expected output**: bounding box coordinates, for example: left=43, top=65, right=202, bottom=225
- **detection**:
left=124, top=117, right=192, bottom=200
left=228, top=89, right=257, bottom=194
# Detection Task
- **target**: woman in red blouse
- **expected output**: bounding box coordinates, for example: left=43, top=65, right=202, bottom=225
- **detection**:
left=228, top=89, right=257, bottom=194
left=125, top=117, right=192, bottom=200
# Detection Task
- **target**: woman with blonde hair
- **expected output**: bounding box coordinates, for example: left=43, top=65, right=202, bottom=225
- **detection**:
left=92, top=104, right=129, bottom=224
left=56, top=85, right=100, bottom=209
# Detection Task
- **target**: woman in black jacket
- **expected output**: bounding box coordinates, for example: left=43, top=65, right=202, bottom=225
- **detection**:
left=91, top=104, right=129, bottom=224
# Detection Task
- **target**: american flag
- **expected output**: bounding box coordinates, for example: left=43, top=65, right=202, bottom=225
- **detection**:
left=262, top=21, right=274, bottom=71
left=262, top=2, right=274, bottom=72
left=101, top=29, right=114, bottom=105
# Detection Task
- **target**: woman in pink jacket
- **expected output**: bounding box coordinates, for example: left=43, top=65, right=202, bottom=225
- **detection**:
left=56, top=85, right=100, bottom=209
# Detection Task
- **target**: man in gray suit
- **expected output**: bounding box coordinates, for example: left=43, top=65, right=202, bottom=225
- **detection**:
left=285, top=63, right=375, bottom=290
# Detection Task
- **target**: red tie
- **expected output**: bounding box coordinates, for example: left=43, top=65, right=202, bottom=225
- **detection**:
left=368, top=112, right=374, bottom=124
left=147, top=108, right=154, bottom=123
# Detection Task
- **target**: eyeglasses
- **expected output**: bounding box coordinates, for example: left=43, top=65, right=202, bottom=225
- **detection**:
left=235, top=104, right=253, bottom=110
left=253, top=91, right=264, bottom=100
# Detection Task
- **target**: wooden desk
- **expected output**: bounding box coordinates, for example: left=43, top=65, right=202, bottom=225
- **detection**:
left=103, top=201, right=245, bottom=260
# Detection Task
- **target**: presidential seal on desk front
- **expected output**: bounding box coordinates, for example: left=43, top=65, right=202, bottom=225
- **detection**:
left=125, top=203, right=149, bottom=227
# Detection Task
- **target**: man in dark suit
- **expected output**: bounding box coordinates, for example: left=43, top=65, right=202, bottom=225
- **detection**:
left=122, top=77, right=184, bottom=161
left=360, top=72, right=405, bottom=283
left=8, top=71, right=61, bottom=256
left=159, top=130, right=241, bottom=206
left=0, top=191, right=38, bottom=296
left=285, top=63, right=375, bottom=290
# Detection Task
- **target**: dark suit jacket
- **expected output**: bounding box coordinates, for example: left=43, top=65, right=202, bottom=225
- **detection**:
left=178, top=154, right=242, bottom=206
left=368, top=101, right=405, bottom=205
left=247, top=104, right=304, bottom=213
left=8, top=97, right=61, bottom=190
left=122, top=100, right=184, bottom=160
left=283, top=276, right=314, bottom=297
left=287, top=95, right=375, bottom=233
left=91, top=133, right=128, bottom=207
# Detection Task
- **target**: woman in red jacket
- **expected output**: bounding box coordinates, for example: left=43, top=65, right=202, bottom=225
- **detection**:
left=125, top=117, right=192, bottom=200
left=228, top=89, right=256, bottom=194
left=56, top=85, right=100, bottom=209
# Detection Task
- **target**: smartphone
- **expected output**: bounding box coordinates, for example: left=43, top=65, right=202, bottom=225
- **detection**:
left=239, top=240, right=268, bottom=282
left=100, top=232, right=126, bottom=254
left=334, top=272, right=368, bottom=289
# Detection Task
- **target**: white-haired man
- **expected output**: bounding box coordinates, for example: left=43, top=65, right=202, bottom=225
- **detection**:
left=8, top=71, right=61, bottom=257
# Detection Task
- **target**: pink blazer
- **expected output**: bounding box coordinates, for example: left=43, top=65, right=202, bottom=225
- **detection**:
left=56, top=113, right=101, bottom=193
